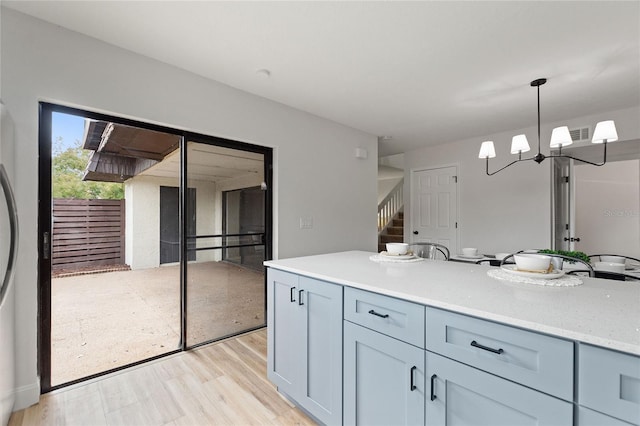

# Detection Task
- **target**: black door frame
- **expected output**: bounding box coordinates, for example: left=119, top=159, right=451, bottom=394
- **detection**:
left=38, top=102, right=273, bottom=392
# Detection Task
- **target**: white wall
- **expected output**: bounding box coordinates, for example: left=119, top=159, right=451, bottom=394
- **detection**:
left=404, top=106, right=640, bottom=256
left=1, top=8, right=377, bottom=410
left=194, top=180, right=217, bottom=263
left=377, top=177, right=402, bottom=204
left=0, top=99, right=17, bottom=424
left=124, top=175, right=221, bottom=270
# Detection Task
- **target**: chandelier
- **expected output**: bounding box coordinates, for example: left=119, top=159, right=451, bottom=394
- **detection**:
left=478, top=78, right=618, bottom=176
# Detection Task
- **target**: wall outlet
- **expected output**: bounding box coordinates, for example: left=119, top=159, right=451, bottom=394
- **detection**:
left=299, top=216, right=314, bottom=229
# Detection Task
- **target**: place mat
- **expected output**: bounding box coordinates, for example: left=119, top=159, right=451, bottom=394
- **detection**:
left=487, top=268, right=583, bottom=287
left=369, top=254, right=424, bottom=263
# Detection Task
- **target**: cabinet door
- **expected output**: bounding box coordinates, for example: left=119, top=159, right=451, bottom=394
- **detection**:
left=266, top=269, right=301, bottom=395
left=267, top=270, right=343, bottom=425
left=578, top=406, right=635, bottom=426
left=426, top=352, right=573, bottom=426
left=344, top=321, right=425, bottom=426
left=579, top=344, right=640, bottom=426
left=298, top=276, right=343, bottom=425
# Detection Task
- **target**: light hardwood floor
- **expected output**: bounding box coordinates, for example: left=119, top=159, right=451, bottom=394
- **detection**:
left=9, top=329, right=315, bottom=426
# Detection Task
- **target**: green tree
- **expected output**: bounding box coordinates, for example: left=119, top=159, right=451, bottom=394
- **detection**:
left=52, top=137, right=124, bottom=199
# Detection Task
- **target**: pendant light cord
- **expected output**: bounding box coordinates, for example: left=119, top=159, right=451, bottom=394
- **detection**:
left=537, top=83, right=541, bottom=155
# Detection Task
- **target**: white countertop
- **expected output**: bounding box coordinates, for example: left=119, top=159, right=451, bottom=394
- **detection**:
left=265, top=251, right=640, bottom=356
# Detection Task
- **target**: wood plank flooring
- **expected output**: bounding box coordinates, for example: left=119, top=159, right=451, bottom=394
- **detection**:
left=9, top=329, right=315, bottom=426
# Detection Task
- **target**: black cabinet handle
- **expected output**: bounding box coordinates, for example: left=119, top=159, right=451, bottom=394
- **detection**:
left=470, top=340, right=504, bottom=354
left=430, top=374, right=437, bottom=401
left=410, top=366, right=417, bottom=391
left=298, top=289, right=304, bottom=305
left=368, top=309, right=389, bottom=319
left=290, top=287, right=296, bottom=303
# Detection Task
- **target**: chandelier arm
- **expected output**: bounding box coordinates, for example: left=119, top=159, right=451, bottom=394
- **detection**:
left=485, top=157, right=535, bottom=176
left=546, top=155, right=605, bottom=167
left=547, top=141, right=608, bottom=167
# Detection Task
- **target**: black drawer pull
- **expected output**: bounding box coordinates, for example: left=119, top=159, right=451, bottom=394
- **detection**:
left=298, top=289, right=304, bottom=305
left=410, top=366, right=417, bottom=391
left=290, top=287, right=296, bottom=303
left=368, top=309, right=389, bottom=318
left=430, top=374, right=437, bottom=401
left=471, top=340, right=504, bottom=354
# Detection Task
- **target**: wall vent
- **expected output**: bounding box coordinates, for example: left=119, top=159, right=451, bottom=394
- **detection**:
left=569, top=127, right=590, bottom=142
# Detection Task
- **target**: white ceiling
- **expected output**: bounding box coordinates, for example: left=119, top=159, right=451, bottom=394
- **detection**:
left=5, top=1, right=639, bottom=156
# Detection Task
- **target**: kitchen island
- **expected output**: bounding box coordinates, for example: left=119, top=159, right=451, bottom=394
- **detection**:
left=265, top=251, right=640, bottom=426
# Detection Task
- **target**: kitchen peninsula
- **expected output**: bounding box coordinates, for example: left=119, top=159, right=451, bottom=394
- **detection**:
left=265, top=251, right=640, bottom=426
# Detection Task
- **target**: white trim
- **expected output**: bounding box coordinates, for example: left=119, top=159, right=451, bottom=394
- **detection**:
left=12, top=380, right=40, bottom=411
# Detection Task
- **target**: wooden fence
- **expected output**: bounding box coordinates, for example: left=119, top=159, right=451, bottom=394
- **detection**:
left=52, top=199, right=125, bottom=271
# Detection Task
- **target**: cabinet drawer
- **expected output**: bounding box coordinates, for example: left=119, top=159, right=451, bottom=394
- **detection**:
left=579, top=344, right=640, bottom=426
left=344, top=287, right=425, bottom=348
left=426, top=307, right=573, bottom=401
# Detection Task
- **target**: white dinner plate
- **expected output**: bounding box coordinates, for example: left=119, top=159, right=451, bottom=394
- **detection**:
left=500, top=264, right=565, bottom=280
left=379, top=251, right=416, bottom=260
left=457, top=254, right=484, bottom=259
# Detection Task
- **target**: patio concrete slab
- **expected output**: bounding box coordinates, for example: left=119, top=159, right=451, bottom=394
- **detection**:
left=51, top=261, right=265, bottom=386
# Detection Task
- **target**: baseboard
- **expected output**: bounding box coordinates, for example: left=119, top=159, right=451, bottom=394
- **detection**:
left=12, top=380, right=40, bottom=411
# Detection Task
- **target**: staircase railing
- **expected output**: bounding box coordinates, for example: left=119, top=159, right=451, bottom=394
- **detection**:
left=378, top=179, right=404, bottom=233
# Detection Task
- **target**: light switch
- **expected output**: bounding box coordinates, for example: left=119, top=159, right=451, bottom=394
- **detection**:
left=299, top=216, right=313, bottom=229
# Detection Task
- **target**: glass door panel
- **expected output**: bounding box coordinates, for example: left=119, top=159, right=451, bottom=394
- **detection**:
left=185, top=141, right=266, bottom=347
left=47, top=109, right=182, bottom=388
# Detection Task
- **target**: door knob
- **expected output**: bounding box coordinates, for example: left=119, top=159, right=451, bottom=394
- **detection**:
left=413, top=231, right=419, bottom=235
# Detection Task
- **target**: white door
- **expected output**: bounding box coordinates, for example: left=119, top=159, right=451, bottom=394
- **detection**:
left=410, top=166, right=457, bottom=254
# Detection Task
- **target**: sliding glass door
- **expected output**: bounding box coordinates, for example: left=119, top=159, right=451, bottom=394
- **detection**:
left=39, top=103, right=272, bottom=391
left=184, top=140, right=269, bottom=347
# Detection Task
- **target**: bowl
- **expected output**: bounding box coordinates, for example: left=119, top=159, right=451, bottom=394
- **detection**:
left=513, top=254, right=551, bottom=272
left=594, top=262, right=625, bottom=274
left=600, top=255, right=625, bottom=265
left=462, top=247, right=478, bottom=257
left=386, top=243, right=409, bottom=256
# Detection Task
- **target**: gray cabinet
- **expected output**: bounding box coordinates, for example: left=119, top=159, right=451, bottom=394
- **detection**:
left=344, top=287, right=425, bottom=348
left=344, top=320, right=425, bottom=426
left=266, top=267, right=637, bottom=426
left=578, top=407, right=636, bottom=426
left=266, top=269, right=343, bottom=425
left=425, top=351, right=573, bottom=426
left=578, top=344, right=640, bottom=426
left=426, top=307, right=573, bottom=401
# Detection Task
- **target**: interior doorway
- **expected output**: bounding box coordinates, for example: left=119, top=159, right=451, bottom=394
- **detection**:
left=39, top=103, right=272, bottom=391
left=552, top=140, right=640, bottom=257
left=573, top=159, right=639, bottom=257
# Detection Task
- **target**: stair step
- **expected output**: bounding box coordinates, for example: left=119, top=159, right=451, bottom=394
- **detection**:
left=386, top=226, right=403, bottom=235
left=380, top=235, right=404, bottom=244
left=393, top=219, right=403, bottom=227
